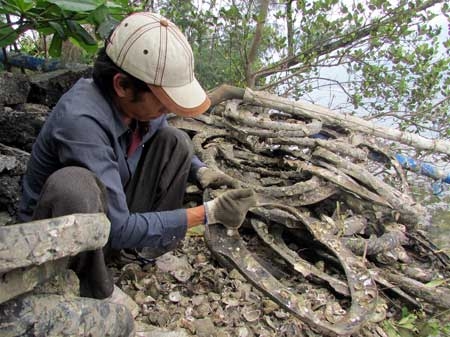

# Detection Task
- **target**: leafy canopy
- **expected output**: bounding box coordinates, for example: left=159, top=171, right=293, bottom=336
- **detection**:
left=0, top=0, right=131, bottom=56
left=1, top=0, right=449, bottom=138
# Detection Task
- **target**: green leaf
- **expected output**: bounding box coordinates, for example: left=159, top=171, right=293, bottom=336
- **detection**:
left=0, top=25, right=19, bottom=47
left=382, top=320, right=401, bottom=337
left=37, top=26, right=55, bottom=35
left=86, top=4, right=120, bottom=39
left=96, top=15, right=119, bottom=40
left=14, top=0, right=35, bottom=12
left=88, top=4, right=108, bottom=25
left=396, top=326, right=416, bottom=337
left=69, top=36, right=98, bottom=54
left=67, top=20, right=96, bottom=45
left=46, top=0, right=103, bottom=12
left=0, top=0, right=21, bottom=14
left=48, top=33, right=63, bottom=57
left=397, top=313, right=417, bottom=332
left=424, top=278, right=447, bottom=288
left=28, top=2, right=62, bottom=19
left=106, top=0, right=127, bottom=8
left=48, top=21, right=65, bottom=38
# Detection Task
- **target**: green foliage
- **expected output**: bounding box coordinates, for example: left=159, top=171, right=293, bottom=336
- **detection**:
left=0, top=0, right=131, bottom=56
left=152, top=0, right=449, bottom=139
left=383, top=307, right=450, bottom=337
left=154, top=1, right=277, bottom=89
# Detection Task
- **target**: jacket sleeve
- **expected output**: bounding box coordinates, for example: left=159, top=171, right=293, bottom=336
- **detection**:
left=54, top=114, right=187, bottom=253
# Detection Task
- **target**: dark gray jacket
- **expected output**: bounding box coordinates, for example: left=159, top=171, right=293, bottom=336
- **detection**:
left=18, top=78, right=204, bottom=249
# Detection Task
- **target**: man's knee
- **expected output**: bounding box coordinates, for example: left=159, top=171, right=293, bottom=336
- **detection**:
left=155, top=127, right=194, bottom=156
left=36, top=166, right=107, bottom=217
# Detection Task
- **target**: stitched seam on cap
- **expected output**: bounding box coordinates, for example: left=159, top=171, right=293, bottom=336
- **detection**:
left=116, top=13, right=151, bottom=65
left=154, top=24, right=164, bottom=85
left=116, top=23, right=151, bottom=65
left=108, top=19, right=126, bottom=57
left=169, top=26, right=194, bottom=82
left=159, top=25, right=168, bottom=85
left=143, top=10, right=168, bottom=79
left=109, top=12, right=141, bottom=48
left=153, top=25, right=161, bottom=84
left=118, top=23, right=158, bottom=69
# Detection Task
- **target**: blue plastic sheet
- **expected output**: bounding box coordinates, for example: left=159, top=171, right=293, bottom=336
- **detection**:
left=0, top=52, right=61, bottom=72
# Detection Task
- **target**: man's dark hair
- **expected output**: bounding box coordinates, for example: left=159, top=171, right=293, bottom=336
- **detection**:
left=93, top=47, right=150, bottom=102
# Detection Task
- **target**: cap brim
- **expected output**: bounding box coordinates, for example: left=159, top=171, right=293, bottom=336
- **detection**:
left=149, top=78, right=211, bottom=117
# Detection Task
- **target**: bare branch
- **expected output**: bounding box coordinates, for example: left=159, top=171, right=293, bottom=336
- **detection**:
left=245, top=0, right=270, bottom=88
left=252, top=0, right=442, bottom=82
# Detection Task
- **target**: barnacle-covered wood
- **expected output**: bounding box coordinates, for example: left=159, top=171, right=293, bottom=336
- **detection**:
left=381, top=270, right=450, bottom=309
left=312, top=147, right=422, bottom=225
left=251, top=219, right=350, bottom=297
left=205, top=223, right=370, bottom=336
left=342, top=231, right=408, bottom=256
left=242, top=87, right=450, bottom=155
left=0, top=213, right=110, bottom=274
left=177, top=85, right=450, bottom=335
left=224, top=101, right=322, bottom=137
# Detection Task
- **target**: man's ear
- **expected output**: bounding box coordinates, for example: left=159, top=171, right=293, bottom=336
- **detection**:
left=112, top=73, right=129, bottom=98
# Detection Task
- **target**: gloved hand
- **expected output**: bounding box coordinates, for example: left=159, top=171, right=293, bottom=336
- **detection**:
left=196, top=167, right=238, bottom=189
left=204, top=189, right=257, bottom=229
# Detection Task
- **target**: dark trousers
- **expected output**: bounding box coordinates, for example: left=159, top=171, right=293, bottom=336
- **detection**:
left=33, top=127, right=194, bottom=298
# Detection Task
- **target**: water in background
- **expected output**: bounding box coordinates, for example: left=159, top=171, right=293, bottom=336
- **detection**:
left=411, top=175, right=450, bottom=252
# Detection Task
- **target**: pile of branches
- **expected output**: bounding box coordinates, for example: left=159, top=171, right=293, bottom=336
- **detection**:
left=172, top=85, right=450, bottom=336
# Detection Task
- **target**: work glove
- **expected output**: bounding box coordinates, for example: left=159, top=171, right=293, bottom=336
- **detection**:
left=196, top=167, right=239, bottom=189
left=204, top=189, right=257, bottom=229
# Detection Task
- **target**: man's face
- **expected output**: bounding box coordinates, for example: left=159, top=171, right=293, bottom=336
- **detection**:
left=113, top=73, right=169, bottom=122
left=118, top=89, right=169, bottom=122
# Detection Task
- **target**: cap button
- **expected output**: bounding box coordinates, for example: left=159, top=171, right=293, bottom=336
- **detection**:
left=160, top=19, right=169, bottom=27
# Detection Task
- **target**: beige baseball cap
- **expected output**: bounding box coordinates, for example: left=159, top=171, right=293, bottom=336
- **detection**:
left=106, top=12, right=210, bottom=117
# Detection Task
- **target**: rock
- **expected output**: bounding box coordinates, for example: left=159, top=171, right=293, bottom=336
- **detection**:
left=32, top=269, right=80, bottom=297
left=0, top=143, right=29, bottom=173
left=0, top=259, right=69, bottom=304
left=0, top=144, right=29, bottom=213
left=28, top=66, right=92, bottom=107
left=242, top=307, right=261, bottom=322
left=193, top=318, right=216, bottom=337
left=155, top=252, right=193, bottom=283
left=0, top=211, right=12, bottom=226
left=168, top=291, right=182, bottom=303
left=0, top=213, right=110, bottom=274
left=135, top=322, right=189, bottom=337
left=0, top=174, right=21, bottom=214
left=262, top=299, right=279, bottom=315
left=229, top=268, right=246, bottom=281
left=0, top=294, right=135, bottom=337
left=236, top=327, right=250, bottom=337
left=0, top=106, right=48, bottom=151
left=105, top=285, right=140, bottom=318
left=13, top=103, right=50, bottom=114
left=0, top=72, right=30, bottom=105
